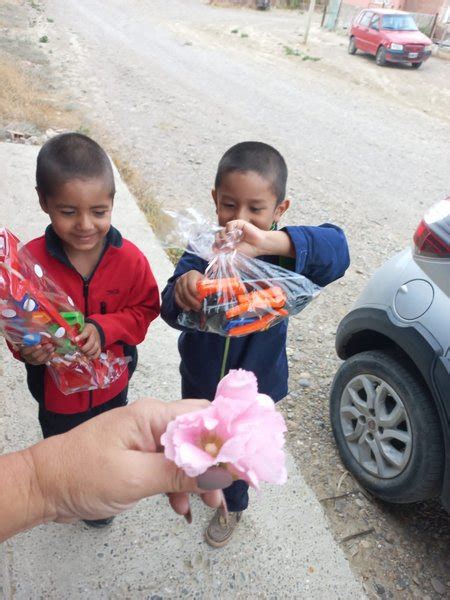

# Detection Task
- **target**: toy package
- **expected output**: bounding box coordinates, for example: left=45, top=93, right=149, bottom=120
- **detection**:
left=163, top=212, right=321, bottom=337
left=0, top=228, right=130, bottom=395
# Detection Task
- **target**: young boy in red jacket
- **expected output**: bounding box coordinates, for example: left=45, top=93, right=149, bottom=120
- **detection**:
left=10, top=133, right=160, bottom=526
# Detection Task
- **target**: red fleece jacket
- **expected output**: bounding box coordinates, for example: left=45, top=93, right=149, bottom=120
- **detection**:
left=10, top=226, right=160, bottom=414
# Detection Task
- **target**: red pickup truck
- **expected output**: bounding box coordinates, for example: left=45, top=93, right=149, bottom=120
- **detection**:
left=349, top=8, right=433, bottom=69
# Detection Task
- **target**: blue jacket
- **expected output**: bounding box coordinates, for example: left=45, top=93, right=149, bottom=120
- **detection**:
left=161, top=224, right=350, bottom=402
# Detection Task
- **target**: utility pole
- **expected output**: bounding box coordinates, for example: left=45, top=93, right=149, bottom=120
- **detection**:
left=303, top=0, right=317, bottom=45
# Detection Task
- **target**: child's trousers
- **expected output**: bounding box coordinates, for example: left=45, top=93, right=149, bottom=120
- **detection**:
left=38, top=387, right=128, bottom=438
left=224, top=480, right=249, bottom=512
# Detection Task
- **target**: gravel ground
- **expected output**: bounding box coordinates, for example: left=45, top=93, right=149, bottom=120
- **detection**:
left=2, top=0, right=450, bottom=597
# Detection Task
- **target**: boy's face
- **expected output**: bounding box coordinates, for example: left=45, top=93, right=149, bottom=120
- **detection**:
left=38, top=178, right=113, bottom=253
left=212, top=171, right=289, bottom=231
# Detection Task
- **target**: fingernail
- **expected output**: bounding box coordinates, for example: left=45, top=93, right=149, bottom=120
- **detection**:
left=196, top=466, right=233, bottom=490
left=183, top=509, right=192, bottom=524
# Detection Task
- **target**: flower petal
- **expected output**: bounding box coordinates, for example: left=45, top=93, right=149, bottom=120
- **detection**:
left=178, top=443, right=216, bottom=476
left=215, top=369, right=258, bottom=402
left=162, top=369, right=287, bottom=489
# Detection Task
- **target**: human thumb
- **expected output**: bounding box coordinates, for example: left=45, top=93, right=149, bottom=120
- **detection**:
left=130, top=454, right=233, bottom=498
left=131, top=453, right=203, bottom=498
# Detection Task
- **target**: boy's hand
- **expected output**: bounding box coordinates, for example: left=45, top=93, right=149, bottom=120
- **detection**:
left=216, top=220, right=266, bottom=258
left=174, top=270, right=204, bottom=312
left=76, top=324, right=101, bottom=360
left=217, top=220, right=294, bottom=258
left=20, top=343, right=54, bottom=366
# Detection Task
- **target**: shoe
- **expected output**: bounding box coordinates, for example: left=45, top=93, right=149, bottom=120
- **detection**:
left=83, top=517, right=114, bottom=528
left=205, top=508, right=242, bottom=548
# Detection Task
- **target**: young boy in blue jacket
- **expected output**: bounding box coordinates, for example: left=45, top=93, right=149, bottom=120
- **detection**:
left=161, top=141, right=349, bottom=547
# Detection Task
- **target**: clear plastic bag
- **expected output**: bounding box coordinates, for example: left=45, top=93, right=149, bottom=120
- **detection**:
left=0, top=228, right=130, bottom=394
left=162, top=212, right=321, bottom=337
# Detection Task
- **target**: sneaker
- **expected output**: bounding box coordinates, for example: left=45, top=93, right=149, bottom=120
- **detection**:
left=83, top=517, right=115, bottom=528
left=205, top=509, right=242, bottom=548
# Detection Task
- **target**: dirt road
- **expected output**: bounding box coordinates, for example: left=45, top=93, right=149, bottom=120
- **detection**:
left=3, top=0, right=450, bottom=597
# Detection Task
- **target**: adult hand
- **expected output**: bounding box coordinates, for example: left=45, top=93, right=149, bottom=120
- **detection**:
left=0, top=399, right=228, bottom=541
left=32, top=398, right=226, bottom=522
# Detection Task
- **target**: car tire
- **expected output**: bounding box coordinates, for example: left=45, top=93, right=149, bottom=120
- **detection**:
left=330, top=350, right=444, bottom=504
left=375, top=46, right=387, bottom=66
left=411, top=62, right=422, bottom=69
left=348, top=37, right=357, bottom=55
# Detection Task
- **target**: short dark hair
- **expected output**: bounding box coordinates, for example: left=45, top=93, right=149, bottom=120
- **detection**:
left=214, top=141, right=288, bottom=204
left=36, top=132, right=115, bottom=198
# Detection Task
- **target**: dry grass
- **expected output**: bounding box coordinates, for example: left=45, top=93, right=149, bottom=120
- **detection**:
left=110, top=153, right=183, bottom=264
left=0, top=53, right=80, bottom=132
left=110, top=153, right=164, bottom=232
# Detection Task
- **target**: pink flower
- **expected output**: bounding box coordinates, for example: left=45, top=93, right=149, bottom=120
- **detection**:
left=161, top=369, right=287, bottom=489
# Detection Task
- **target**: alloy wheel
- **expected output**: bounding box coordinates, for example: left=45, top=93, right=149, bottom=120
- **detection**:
left=339, top=374, right=412, bottom=478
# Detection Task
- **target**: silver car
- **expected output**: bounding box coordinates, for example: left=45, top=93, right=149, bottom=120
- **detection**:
left=330, top=199, right=450, bottom=512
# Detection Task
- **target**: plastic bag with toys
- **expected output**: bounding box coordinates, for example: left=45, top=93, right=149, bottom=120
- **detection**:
left=162, top=210, right=321, bottom=338
left=0, top=228, right=130, bottom=395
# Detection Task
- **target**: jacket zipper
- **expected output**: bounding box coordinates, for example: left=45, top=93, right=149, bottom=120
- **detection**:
left=83, top=280, right=89, bottom=314
left=77, top=244, right=110, bottom=411
left=82, top=279, right=94, bottom=410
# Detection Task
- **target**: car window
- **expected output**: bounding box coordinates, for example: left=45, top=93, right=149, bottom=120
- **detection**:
left=382, top=14, right=418, bottom=31
left=370, top=15, right=380, bottom=30
left=360, top=12, right=373, bottom=27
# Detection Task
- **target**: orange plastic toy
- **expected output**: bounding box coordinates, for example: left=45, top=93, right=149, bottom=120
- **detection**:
left=226, top=286, right=286, bottom=319
left=197, top=277, right=246, bottom=300
left=228, top=308, right=289, bottom=337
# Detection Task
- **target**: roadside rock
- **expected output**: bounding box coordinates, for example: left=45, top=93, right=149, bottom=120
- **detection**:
left=430, top=577, right=447, bottom=596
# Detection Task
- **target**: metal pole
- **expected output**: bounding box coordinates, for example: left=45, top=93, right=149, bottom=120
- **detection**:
left=320, top=0, right=330, bottom=27
left=429, top=12, right=438, bottom=41
left=333, top=0, right=343, bottom=31
left=303, top=0, right=317, bottom=44
left=321, top=0, right=330, bottom=28
left=437, top=22, right=448, bottom=56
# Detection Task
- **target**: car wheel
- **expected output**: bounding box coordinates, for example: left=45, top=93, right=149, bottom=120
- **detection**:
left=330, top=350, right=444, bottom=503
left=411, top=62, right=422, bottom=69
left=348, top=37, right=357, bottom=55
left=375, top=46, right=387, bottom=66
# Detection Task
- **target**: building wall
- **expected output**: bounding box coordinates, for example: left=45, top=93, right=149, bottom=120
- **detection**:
left=342, top=0, right=403, bottom=8
left=342, top=0, right=444, bottom=11
left=403, top=0, right=443, bottom=14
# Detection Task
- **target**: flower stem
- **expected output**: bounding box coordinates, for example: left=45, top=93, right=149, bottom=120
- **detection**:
left=220, top=336, right=231, bottom=380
